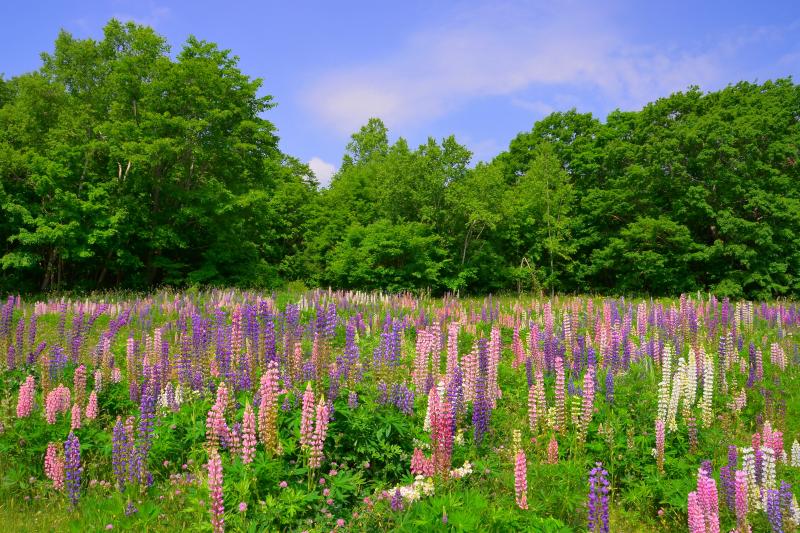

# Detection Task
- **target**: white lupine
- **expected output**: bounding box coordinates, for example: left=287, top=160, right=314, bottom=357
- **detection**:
left=700, top=354, right=714, bottom=427
left=792, top=440, right=800, bottom=467
left=683, top=349, right=698, bottom=410
left=94, top=369, right=103, bottom=392
left=725, top=333, right=735, bottom=371
left=657, top=344, right=673, bottom=422
left=742, top=447, right=761, bottom=511
left=667, top=359, right=685, bottom=432
left=763, top=447, right=776, bottom=491
left=174, top=383, right=183, bottom=406
left=770, top=343, right=786, bottom=371
left=791, top=496, right=800, bottom=527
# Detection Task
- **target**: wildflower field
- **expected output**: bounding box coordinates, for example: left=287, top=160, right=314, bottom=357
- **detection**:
left=1, top=290, right=799, bottom=532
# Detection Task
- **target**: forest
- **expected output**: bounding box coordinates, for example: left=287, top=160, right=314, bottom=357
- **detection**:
left=1, top=20, right=799, bottom=299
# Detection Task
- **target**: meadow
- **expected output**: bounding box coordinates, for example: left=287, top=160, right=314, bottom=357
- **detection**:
left=1, top=289, right=799, bottom=532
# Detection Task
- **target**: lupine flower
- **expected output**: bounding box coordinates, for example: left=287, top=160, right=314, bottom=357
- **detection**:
left=257, top=361, right=280, bottom=455
left=734, top=469, right=748, bottom=531
left=514, top=449, right=528, bottom=510
left=547, top=436, right=559, bottom=464
left=64, top=432, right=82, bottom=508
left=587, top=462, right=609, bottom=533
left=241, top=402, right=256, bottom=465
left=16, top=375, right=35, bottom=418
left=309, top=396, right=330, bottom=469
left=390, top=487, right=404, bottom=511
left=85, top=390, right=98, bottom=420
left=554, top=356, right=566, bottom=432
left=655, top=419, right=665, bottom=473
left=206, top=388, right=229, bottom=450
left=299, top=383, right=316, bottom=450
left=207, top=448, right=224, bottom=533
left=472, top=338, right=491, bottom=445
left=70, top=402, right=81, bottom=430
left=410, top=448, right=434, bottom=477
left=430, top=383, right=454, bottom=476
left=112, top=417, right=128, bottom=492
left=766, top=488, right=782, bottom=533
left=45, top=384, right=71, bottom=424
left=44, top=442, right=65, bottom=490
left=577, top=367, right=595, bottom=442
left=73, top=364, right=87, bottom=405
left=687, top=491, right=705, bottom=533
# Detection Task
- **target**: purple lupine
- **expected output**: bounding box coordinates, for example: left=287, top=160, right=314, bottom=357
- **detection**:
left=64, top=432, right=82, bottom=507
left=28, top=340, right=46, bottom=365
left=605, top=371, right=614, bottom=405
left=472, top=338, right=491, bottom=445
left=377, top=381, right=389, bottom=405
left=112, top=417, right=128, bottom=492
left=344, top=319, right=361, bottom=382
left=447, top=364, right=464, bottom=421
left=390, top=488, right=404, bottom=511
left=587, top=462, right=610, bottom=533
left=780, top=482, right=793, bottom=528
left=348, top=390, right=359, bottom=409
left=49, top=346, right=68, bottom=381
left=14, top=317, right=24, bottom=366
left=747, top=342, right=757, bottom=388
left=135, top=380, right=157, bottom=485
left=766, top=488, right=782, bottom=533
left=392, top=383, right=415, bottom=416
left=261, top=307, right=277, bottom=366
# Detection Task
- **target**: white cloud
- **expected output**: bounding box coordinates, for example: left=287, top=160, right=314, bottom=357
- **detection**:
left=112, top=2, right=171, bottom=27
left=303, top=1, right=764, bottom=135
left=308, top=157, right=337, bottom=188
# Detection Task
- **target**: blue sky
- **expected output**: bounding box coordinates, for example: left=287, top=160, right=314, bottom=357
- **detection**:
left=2, top=1, right=799, bottom=186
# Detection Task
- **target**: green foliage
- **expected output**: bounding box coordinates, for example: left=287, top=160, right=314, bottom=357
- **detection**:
left=1, top=20, right=800, bottom=299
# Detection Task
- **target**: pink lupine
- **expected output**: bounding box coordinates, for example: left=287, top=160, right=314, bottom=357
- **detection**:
left=299, top=383, right=316, bottom=450
left=430, top=386, right=454, bottom=476
left=45, top=384, right=71, bottom=424
left=514, top=449, right=528, bottom=510
left=410, top=447, right=434, bottom=477
left=309, top=397, right=330, bottom=469
left=206, top=384, right=231, bottom=450
left=70, top=402, right=81, bottom=430
left=44, top=442, right=65, bottom=490
left=241, top=402, right=256, bottom=465
left=16, top=375, right=35, bottom=418
left=111, top=367, right=121, bottom=383
left=85, top=390, right=98, bottom=420
left=511, top=325, right=524, bottom=369
left=547, top=436, right=559, bottom=464
left=527, top=382, right=538, bottom=433
left=655, top=419, right=666, bottom=473
left=445, top=322, right=459, bottom=378
left=734, top=469, right=748, bottom=532
left=578, top=367, right=595, bottom=441
left=554, top=356, right=565, bottom=433
left=94, top=368, right=103, bottom=392
left=487, top=326, right=501, bottom=407
left=257, top=361, right=280, bottom=455
left=73, top=364, right=87, bottom=405
left=696, top=470, right=720, bottom=533
left=207, top=448, right=225, bottom=533
left=687, top=491, right=705, bottom=533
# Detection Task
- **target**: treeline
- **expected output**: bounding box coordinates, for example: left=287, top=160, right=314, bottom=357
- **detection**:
left=1, top=21, right=799, bottom=298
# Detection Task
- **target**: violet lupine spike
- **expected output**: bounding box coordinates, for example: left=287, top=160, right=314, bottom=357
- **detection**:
left=64, top=432, right=82, bottom=508
left=587, top=462, right=610, bottom=533
left=112, top=417, right=128, bottom=492
left=472, top=338, right=491, bottom=446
